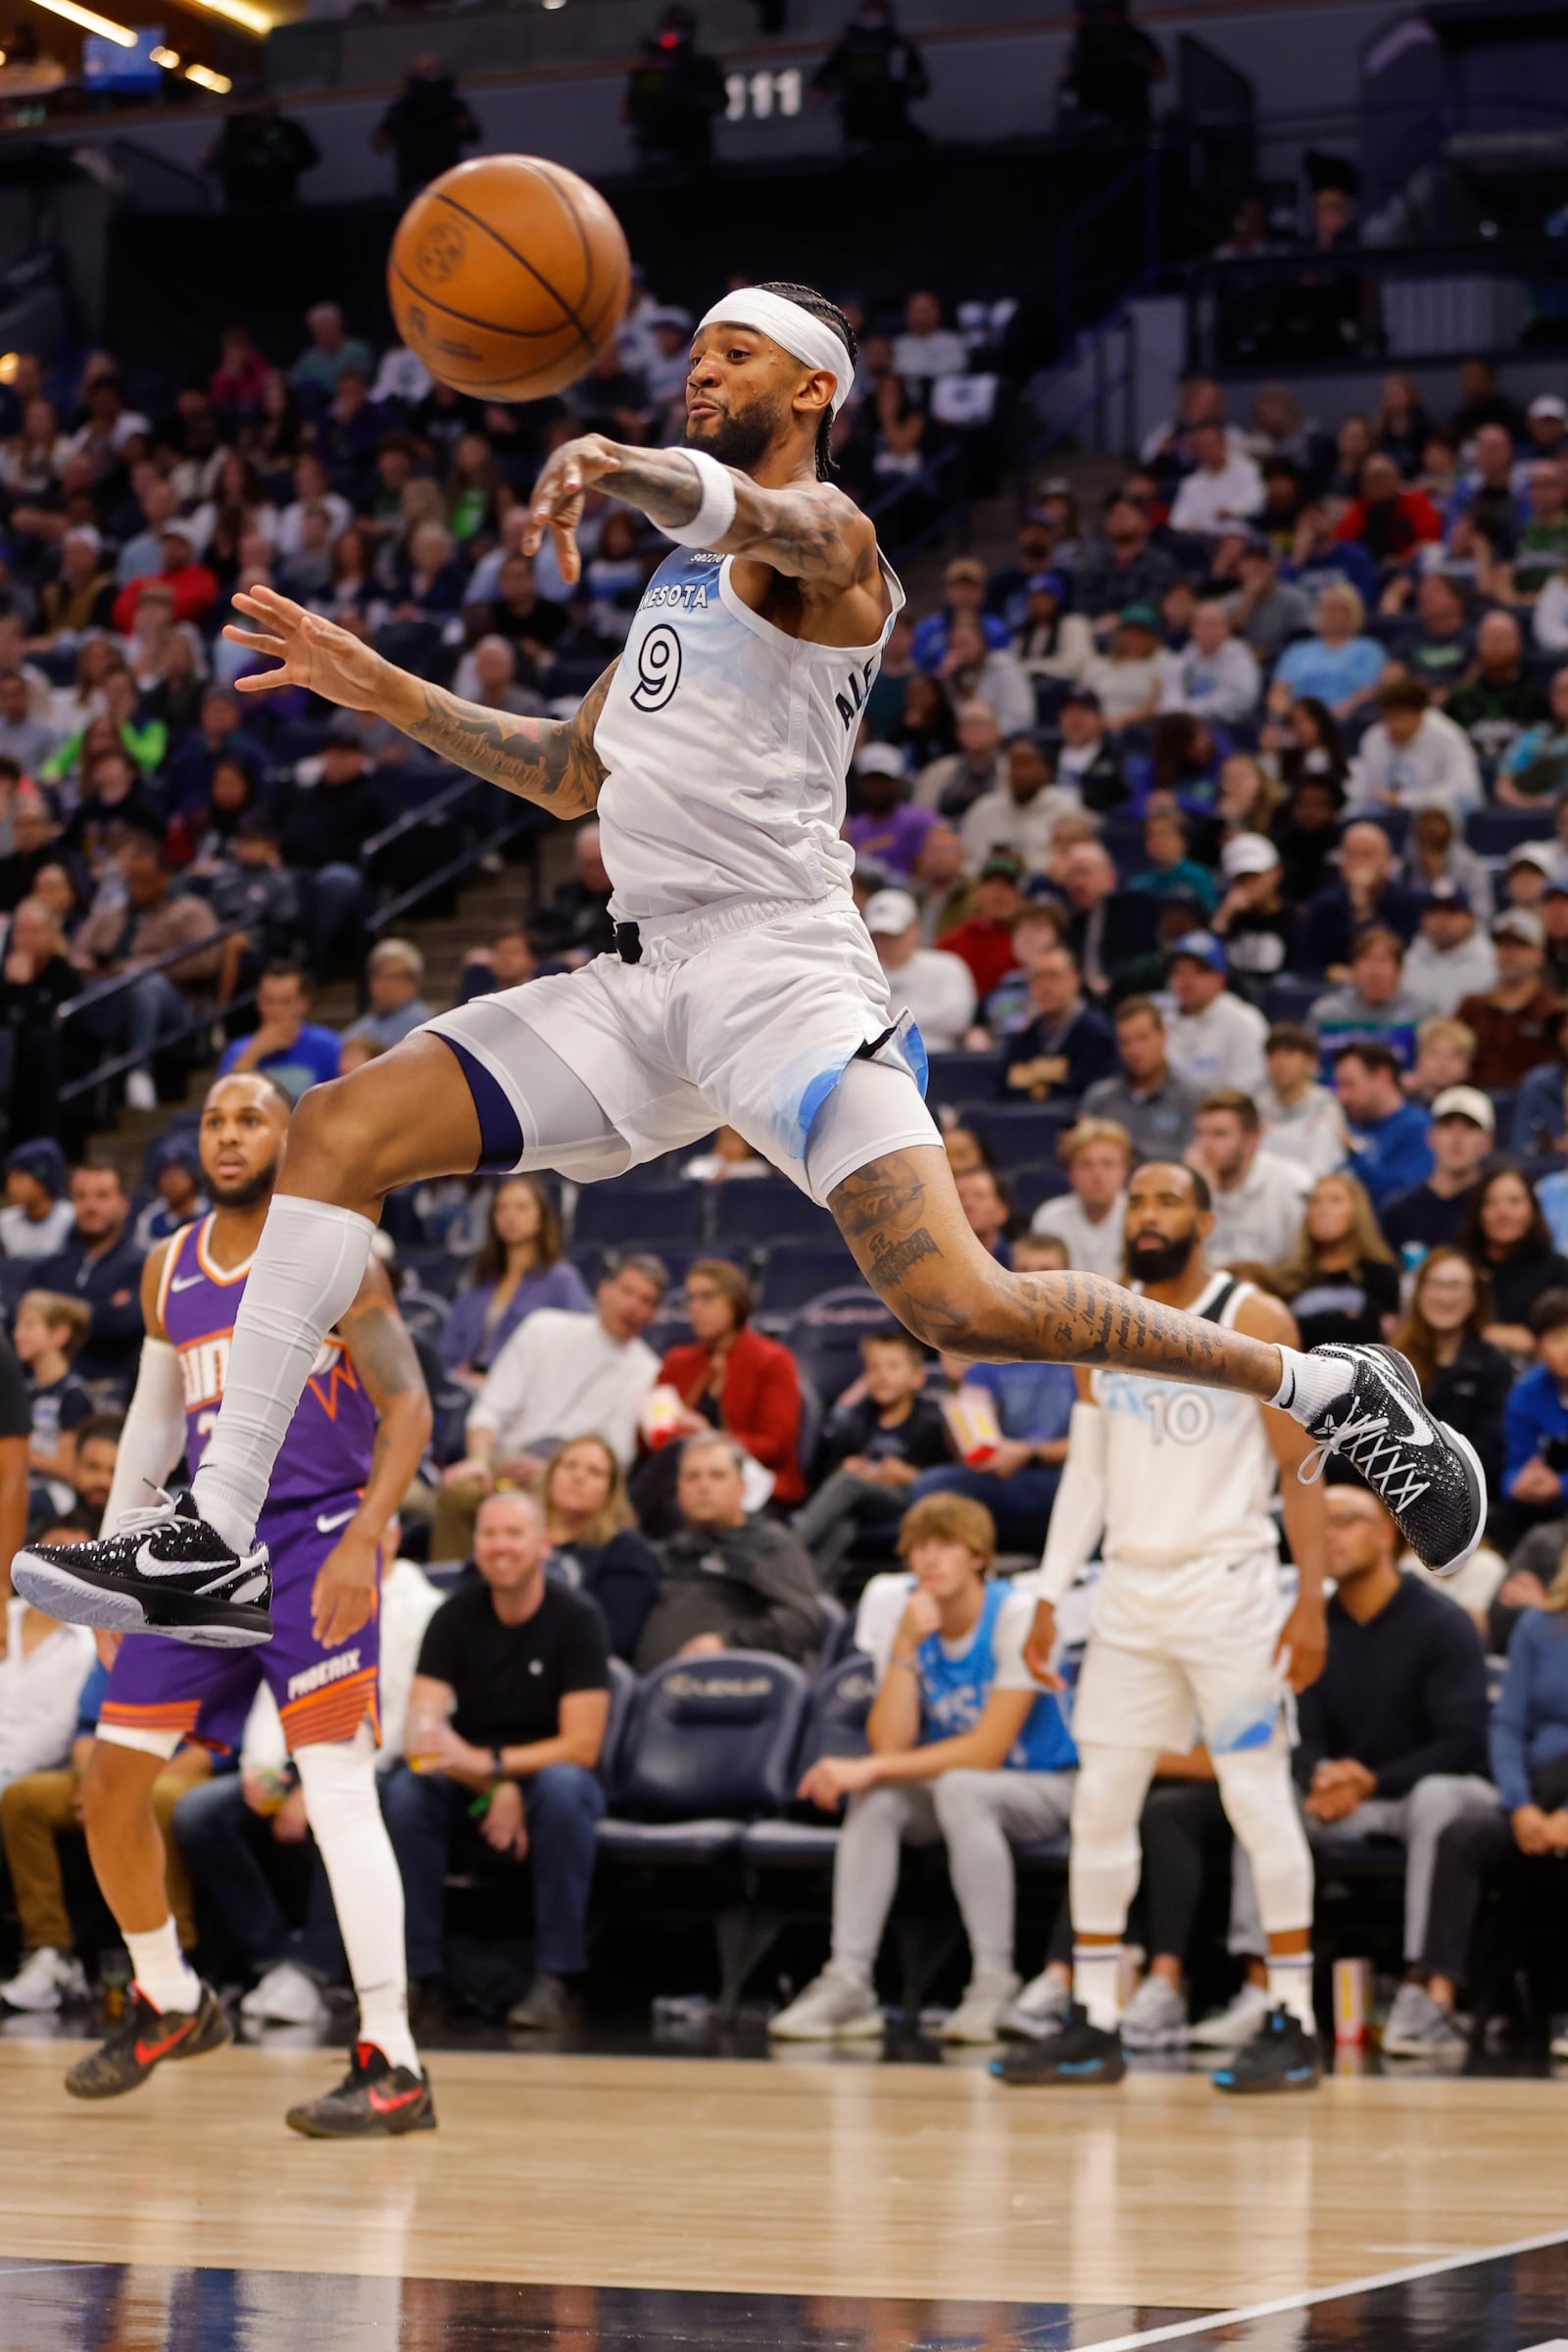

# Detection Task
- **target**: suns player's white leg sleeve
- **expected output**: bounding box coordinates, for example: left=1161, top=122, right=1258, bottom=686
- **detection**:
left=803, top=1056, right=942, bottom=1206
left=102, top=1339, right=186, bottom=1534
left=1210, top=1739, right=1313, bottom=1938
left=294, top=1727, right=419, bottom=2076
left=1067, top=1741, right=1161, bottom=1937
left=191, top=1197, right=377, bottom=1552
left=95, top=1722, right=183, bottom=1760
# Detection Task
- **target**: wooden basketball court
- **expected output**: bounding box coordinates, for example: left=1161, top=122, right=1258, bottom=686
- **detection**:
left=3, top=2038, right=1567, bottom=2348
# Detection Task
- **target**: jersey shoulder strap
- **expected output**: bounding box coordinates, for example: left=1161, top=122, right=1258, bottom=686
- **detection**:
left=1198, top=1274, right=1245, bottom=1328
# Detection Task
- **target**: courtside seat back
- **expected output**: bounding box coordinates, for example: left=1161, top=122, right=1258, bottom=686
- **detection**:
left=610, top=1651, right=810, bottom=1822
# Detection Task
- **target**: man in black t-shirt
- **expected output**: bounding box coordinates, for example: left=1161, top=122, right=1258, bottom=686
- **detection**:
left=382, top=1490, right=610, bottom=2031
left=1380, top=1087, right=1494, bottom=1259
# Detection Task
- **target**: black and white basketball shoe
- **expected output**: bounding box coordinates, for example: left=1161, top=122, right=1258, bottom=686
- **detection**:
left=1296, top=1345, right=1485, bottom=1576
left=12, top=1491, right=272, bottom=1648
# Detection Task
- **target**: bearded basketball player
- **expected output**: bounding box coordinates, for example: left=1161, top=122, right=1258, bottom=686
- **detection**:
left=15, top=280, right=1484, bottom=1643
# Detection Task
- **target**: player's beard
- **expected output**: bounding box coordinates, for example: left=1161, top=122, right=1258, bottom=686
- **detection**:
left=685, top=393, right=778, bottom=473
left=208, top=1156, right=279, bottom=1211
left=1125, top=1226, right=1199, bottom=1286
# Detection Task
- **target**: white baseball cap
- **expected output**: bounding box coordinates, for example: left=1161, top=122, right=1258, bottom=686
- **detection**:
left=1221, top=832, right=1281, bottom=879
left=1431, top=1086, right=1495, bottom=1132
left=863, top=888, right=920, bottom=936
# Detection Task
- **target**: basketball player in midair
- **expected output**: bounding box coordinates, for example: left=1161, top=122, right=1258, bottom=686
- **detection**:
left=63, top=1073, right=435, bottom=2136
left=16, top=281, right=1483, bottom=1644
left=996, top=1163, right=1325, bottom=2093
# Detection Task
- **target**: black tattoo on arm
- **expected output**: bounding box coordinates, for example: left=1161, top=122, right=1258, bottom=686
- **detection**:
left=402, top=661, right=617, bottom=817
left=829, top=1149, right=1282, bottom=1399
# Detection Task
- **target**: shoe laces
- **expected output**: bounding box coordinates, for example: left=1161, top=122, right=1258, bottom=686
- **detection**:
left=112, top=1486, right=181, bottom=1538
left=1298, top=1408, right=1431, bottom=1512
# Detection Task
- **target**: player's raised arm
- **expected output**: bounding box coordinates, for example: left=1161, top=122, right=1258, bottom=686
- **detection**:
left=222, top=585, right=616, bottom=818
left=522, top=436, right=875, bottom=591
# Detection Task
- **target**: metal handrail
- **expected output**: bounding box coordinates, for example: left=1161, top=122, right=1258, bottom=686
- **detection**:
left=368, top=804, right=543, bottom=935
left=54, top=914, right=253, bottom=1031
left=359, top=766, right=483, bottom=863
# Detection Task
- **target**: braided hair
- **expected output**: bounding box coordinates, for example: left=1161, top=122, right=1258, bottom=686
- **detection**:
left=757, top=281, right=857, bottom=481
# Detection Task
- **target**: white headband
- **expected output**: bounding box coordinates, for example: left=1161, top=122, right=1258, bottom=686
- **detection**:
left=696, top=286, right=852, bottom=417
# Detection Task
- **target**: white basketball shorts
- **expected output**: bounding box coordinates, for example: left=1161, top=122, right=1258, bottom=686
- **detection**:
left=1071, top=1549, right=1293, bottom=1758
left=424, top=892, right=941, bottom=1204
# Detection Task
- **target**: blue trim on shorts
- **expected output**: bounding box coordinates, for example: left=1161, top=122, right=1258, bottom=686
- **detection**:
left=441, top=1034, right=524, bottom=1173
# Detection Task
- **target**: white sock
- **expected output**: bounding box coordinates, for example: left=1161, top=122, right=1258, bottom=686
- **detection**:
left=1269, top=1345, right=1352, bottom=1428
left=1267, top=1953, right=1316, bottom=2033
left=125, top=1918, right=200, bottom=2015
left=295, top=1734, right=420, bottom=2077
left=1073, top=1944, right=1122, bottom=2034
left=191, top=1197, right=376, bottom=1552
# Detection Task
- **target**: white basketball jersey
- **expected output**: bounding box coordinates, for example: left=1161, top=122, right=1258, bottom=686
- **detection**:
left=593, top=544, right=906, bottom=922
left=1091, top=1273, right=1280, bottom=1571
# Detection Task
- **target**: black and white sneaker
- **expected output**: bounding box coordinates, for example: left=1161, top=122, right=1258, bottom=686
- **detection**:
left=1211, top=2006, right=1322, bottom=2094
left=12, top=1491, right=272, bottom=1648
left=1297, top=1345, right=1486, bottom=1576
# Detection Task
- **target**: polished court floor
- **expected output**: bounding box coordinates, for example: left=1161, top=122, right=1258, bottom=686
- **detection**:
left=3, top=2037, right=1568, bottom=2349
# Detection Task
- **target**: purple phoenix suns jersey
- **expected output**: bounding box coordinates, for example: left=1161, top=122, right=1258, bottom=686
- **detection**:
left=156, top=1213, right=375, bottom=1513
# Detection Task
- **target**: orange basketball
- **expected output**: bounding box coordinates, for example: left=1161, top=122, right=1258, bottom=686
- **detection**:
left=387, top=154, right=631, bottom=404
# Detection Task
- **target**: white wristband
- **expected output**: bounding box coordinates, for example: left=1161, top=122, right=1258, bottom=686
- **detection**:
left=659, top=450, right=739, bottom=550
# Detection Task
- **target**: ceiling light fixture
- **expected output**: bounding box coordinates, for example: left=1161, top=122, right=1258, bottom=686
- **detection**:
left=31, top=0, right=136, bottom=44
left=184, top=58, right=231, bottom=86
left=183, top=0, right=270, bottom=37
left=149, top=43, right=179, bottom=64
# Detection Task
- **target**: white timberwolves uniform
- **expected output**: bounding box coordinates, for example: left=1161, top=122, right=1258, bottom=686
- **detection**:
left=426, top=544, right=942, bottom=1201
left=1070, top=1272, right=1292, bottom=1759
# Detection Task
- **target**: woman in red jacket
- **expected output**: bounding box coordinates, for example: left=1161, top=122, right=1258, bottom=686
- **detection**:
left=629, top=1258, right=804, bottom=1536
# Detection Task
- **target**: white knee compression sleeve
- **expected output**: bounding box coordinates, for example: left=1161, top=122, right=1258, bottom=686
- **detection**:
left=294, top=1729, right=418, bottom=2074
left=95, top=1722, right=182, bottom=1761
left=804, top=1054, right=942, bottom=1207
left=1212, top=1740, right=1313, bottom=1937
left=191, top=1196, right=376, bottom=1551
left=1067, top=1743, right=1161, bottom=1938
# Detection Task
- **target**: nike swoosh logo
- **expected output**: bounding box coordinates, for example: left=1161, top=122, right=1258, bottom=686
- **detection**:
left=317, top=1508, right=358, bottom=1534
left=367, top=2082, right=425, bottom=2113
left=132, top=1540, right=264, bottom=1590
left=135, top=2018, right=196, bottom=2065
left=170, top=1274, right=206, bottom=1292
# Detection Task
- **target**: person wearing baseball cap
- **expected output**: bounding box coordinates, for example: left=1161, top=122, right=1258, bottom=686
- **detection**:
left=1162, top=928, right=1269, bottom=1095
left=936, top=849, right=1029, bottom=1001
left=1381, top=1085, right=1496, bottom=1257
left=0, top=1140, right=74, bottom=1262
left=1527, top=393, right=1568, bottom=460
left=1211, top=832, right=1291, bottom=1001
left=1457, top=906, right=1561, bottom=1088
left=1082, top=605, right=1171, bottom=730
left=845, top=743, right=936, bottom=882
left=910, top=554, right=1009, bottom=674
left=1054, top=683, right=1127, bottom=812
left=862, top=886, right=977, bottom=1054
left=1404, top=878, right=1496, bottom=1017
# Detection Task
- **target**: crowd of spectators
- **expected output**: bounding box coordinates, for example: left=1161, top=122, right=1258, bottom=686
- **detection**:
left=5, top=327, right=1568, bottom=2052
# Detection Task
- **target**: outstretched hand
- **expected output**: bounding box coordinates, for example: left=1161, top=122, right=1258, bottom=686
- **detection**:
left=222, top=584, right=392, bottom=710
left=521, top=434, right=621, bottom=587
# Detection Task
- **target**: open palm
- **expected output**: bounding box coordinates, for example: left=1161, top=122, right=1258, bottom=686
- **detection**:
left=222, top=584, right=389, bottom=710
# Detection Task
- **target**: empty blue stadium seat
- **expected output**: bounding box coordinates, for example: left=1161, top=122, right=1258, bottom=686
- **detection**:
left=572, top=1183, right=705, bottom=1246
left=712, top=1180, right=837, bottom=1247
left=756, top=1240, right=860, bottom=1317
left=1011, top=1163, right=1071, bottom=1220
left=1467, top=808, right=1549, bottom=858
left=963, top=1102, right=1075, bottom=1168
left=925, top=1050, right=1004, bottom=1110
left=781, top=1284, right=899, bottom=1408
left=597, top=1650, right=811, bottom=1863
left=1263, top=977, right=1324, bottom=1025
left=600, top=1655, right=637, bottom=1788
left=740, top=1653, right=874, bottom=1864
